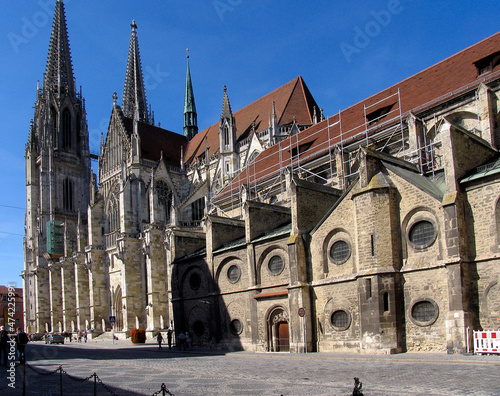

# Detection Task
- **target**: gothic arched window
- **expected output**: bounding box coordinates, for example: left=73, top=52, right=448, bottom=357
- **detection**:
left=156, top=180, right=172, bottom=224
left=107, top=194, right=120, bottom=233
left=63, top=178, right=73, bottom=211
left=62, top=108, right=72, bottom=149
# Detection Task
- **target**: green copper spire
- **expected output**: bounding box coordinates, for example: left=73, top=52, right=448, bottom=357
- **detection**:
left=184, top=50, right=198, bottom=140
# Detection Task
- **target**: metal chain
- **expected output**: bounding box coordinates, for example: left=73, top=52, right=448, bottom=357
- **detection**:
left=95, top=373, right=121, bottom=396
left=25, top=363, right=61, bottom=376
left=60, top=367, right=94, bottom=382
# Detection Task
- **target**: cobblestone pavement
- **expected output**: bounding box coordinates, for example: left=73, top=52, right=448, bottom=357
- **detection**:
left=1, top=340, right=499, bottom=395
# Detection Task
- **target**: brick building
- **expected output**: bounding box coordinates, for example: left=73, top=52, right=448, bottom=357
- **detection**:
left=0, top=286, right=24, bottom=332
left=23, top=1, right=500, bottom=353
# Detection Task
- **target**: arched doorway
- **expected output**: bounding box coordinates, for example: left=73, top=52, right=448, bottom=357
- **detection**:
left=267, top=307, right=289, bottom=352
left=113, top=287, right=123, bottom=331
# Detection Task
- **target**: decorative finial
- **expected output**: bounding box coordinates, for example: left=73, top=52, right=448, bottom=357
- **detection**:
left=223, top=85, right=227, bottom=93
left=131, top=20, right=137, bottom=31
left=186, top=48, right=189, bottom=59
left=113, top=92, right=117, bottom=105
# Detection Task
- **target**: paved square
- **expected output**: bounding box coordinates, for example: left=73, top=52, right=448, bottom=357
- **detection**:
left=1, top=340, right=499, bottom=395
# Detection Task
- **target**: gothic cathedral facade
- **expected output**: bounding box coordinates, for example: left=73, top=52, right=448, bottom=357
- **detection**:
left=23, top=1, right=500, bottom=354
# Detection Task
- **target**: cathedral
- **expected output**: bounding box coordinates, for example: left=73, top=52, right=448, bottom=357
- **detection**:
left=23, top=1, right=500, bottom=354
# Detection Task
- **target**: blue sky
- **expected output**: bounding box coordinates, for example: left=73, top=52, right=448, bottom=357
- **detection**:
left=0, top=0, right=498, bottom=287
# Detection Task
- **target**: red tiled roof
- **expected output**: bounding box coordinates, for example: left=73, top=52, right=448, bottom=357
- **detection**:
left=184, top=76, right=318, bottom=165
left=214, top=32, right=500, bottom=202
left=122, top=117, right=188, bottom=167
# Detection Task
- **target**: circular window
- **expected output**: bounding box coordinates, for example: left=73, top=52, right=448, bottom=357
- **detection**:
left=330, top=240, right=350, bottom=264
left=227, top=265, right=241, bottom=283
left=331, top=310, right=350, bottom=330
left=409, top=220, right=436, bottom=248
left=193, top=320, right=205, bottom=337
left=189, top=273, right=201, bottom=290
left=268, top=255, right=284, bottom=275
left=410, top=299, right=439, bottom=326
left=230, top=319, right=243, bottom=335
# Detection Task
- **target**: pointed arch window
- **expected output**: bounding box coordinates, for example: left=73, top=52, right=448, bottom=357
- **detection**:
left=156, top=180, right=172, bottom=224
left=107, top=194, right=120, bottom=233
left=50, top=106, right=58, bottom=147
left=223, top=124, right=230, bottom=149
left=63, top=178, right=73, bottom=211
left=62, top=108, right=72, bottom=149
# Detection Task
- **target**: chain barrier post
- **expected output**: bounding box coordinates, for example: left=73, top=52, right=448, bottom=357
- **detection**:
left=23, top=362, right=26, bottom=396
left=59, top=366, right=63, bottom=396
left=94, top=373, right=97, bottom=395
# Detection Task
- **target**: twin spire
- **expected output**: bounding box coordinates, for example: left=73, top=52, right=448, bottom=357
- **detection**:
left=122, top=20, right=149, bottom=123
left=44, top=0, right=75, bottom=97
left=43, top=1, right=199, bottom=138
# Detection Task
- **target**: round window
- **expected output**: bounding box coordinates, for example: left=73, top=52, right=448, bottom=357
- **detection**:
left=193, top=320, right=205, bottom=337
left=268, top=255, right=284, bottom=275
left=230, top=319, right=243, bottom=335
left=330, top=240, right=350, bottom=264
left=410, top=300, right=438, bottom=326
left=330, top=310, right=350, bottom=330
left=189, top=273, right=201, bottom=290
left=227, top=265, right=241, bottom=283
left=409, top=220, right=435, bottom=247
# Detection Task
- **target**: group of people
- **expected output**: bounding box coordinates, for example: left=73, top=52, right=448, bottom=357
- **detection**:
left=156, top=328, right=174, bottom=350
left=156, top=329, right=193, bottom=351
left=61, top=329, right=89, bottom=343
left=0, top=326, right=29, bottom=366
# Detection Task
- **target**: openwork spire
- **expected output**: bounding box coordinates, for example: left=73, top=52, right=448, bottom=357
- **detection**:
left=122, top=20, right=149, bottom=122
left=184, top=50, right=198, bottom=140
left=43, top=0, right=75, bottom=97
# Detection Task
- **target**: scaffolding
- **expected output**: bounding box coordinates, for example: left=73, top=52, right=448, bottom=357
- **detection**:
left=207, top=71, right=500, bottom=217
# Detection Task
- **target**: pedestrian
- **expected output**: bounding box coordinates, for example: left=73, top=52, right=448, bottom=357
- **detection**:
left=15, top=328, right=29, bottom=365
left=178, top=332, right=186, bottom=351
left=0, top=326, right=9, bottom=367
left=77, top=330, right=82, bottom=342
left=83, top=330, right=87, bottom=343
left=156, top=332, right=164, bottom=350
left=185, top=332, right=191, bottom=351
left=167, top=328, right=173, bottom=350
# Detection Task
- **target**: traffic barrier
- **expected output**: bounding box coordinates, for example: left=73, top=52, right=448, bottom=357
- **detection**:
left=473, top=330, right=500, bottom=354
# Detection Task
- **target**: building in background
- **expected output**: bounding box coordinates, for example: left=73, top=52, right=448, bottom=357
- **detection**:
left=23, top=1, right=500, bottom=354
left=0, top=286, right=24, bottom=332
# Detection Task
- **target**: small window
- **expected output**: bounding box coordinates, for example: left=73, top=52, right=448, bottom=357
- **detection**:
left=227, top=265, right=241, bottom=283
left=268, top=255, right=284, bottom=275
left=383, top=292, right=390, bottom=312
left=189, top=273, right=201, bottom=291
left=330, top=240, right=350, bottom=264
left=331, top=310, right=350, bottom=331
left=409, top=221, right=435, bottom=247
left=366, top=104, right=395, bottom=125
left=230, top=319, right=243, bottom=335
left=410, top=299, right=438, bottom=326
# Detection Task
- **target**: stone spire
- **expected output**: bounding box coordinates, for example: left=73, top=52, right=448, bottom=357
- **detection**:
left=122, top=20, right=149, bottom=122
left=221, top=85, right=233, bottom=119
left=43, top=0, right=75, bottom=97
left=183, top=50, right=198, bottom=140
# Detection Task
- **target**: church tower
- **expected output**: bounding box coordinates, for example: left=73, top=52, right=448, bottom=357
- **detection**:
left=183, top=52, right=198, bottom=140
left=23, top=0, right=91, bottom=333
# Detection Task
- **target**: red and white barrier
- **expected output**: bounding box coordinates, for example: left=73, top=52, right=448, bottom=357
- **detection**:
left=474, top=331, right=500, bottom=354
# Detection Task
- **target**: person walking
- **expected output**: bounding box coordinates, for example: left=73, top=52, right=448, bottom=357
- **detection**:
left=156, top=332, right=164, bottom=350
left=167, top=328, right=173, bottom=350
left=15, top=328, right=29, bottom=365
left=0, top=326, right=9, bottom=367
